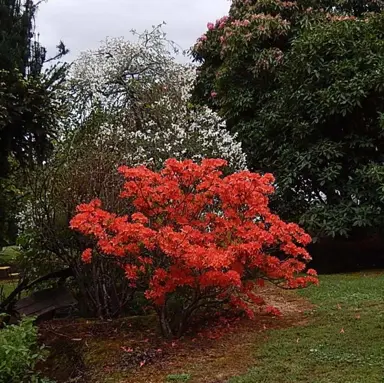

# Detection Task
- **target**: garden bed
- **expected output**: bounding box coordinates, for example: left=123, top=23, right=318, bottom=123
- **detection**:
left=38, top=284, right=312, bottom=383
left=38, top=272, right=384, bottom=382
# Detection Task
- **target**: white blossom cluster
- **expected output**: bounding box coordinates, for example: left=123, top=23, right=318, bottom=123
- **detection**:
left=69, top=26, right=184, bottom=112
left=68, top=26, right=247, bottom=172
left=100, top=110, right=247, bottom=171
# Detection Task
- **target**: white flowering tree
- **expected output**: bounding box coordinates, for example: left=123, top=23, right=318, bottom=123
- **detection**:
left=67, top=24, right=247, bottom=171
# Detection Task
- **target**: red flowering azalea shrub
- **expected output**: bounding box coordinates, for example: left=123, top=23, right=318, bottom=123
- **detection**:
left=70, top=158, right=317, bottom=338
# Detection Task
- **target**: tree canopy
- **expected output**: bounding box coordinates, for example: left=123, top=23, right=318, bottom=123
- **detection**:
left=0, top=0, right=68, bottom=176
left=192, top=0, right=384, bottom=240
left=0, top=0, right=68, bottom=245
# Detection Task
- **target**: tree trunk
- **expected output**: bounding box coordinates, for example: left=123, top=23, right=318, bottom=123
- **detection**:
left=158, top=305, right=174, bottom=339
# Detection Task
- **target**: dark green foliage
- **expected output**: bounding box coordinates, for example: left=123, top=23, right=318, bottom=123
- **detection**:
left=0, top=0, right=68, bottom=245
left=0, top=0, right=68, bottom=177
left=0, top=174, right=22, bottom=246
left=265, top=15, right=384, bottom=239
left=192, top=0, right=384, bottom=239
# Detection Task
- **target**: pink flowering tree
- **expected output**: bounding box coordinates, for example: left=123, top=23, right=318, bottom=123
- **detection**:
left=191, top=0, right=384, bottom=244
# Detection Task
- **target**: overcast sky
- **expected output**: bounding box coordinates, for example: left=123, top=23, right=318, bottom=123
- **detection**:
left=36, top=0, right=230, bottom=63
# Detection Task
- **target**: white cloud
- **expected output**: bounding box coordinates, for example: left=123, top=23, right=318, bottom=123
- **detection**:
left=36, top=0, right=230, bottom=62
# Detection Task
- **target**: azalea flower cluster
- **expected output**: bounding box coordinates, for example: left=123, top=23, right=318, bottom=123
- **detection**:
left=70, top=159, right=318, bottom=337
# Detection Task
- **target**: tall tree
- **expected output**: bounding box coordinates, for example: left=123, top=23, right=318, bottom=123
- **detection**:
left=192, top=0, right=384, bottom=240
left=0, top=0, right=68, bottom=245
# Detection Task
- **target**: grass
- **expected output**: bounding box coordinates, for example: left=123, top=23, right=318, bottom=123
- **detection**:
left=166, top=373, right=191, bottom=382
left=0, top=279, right=19, bottom=301
left=230, top=272, right=384, bottom=383
left=0, top=245, right=21, bottom=265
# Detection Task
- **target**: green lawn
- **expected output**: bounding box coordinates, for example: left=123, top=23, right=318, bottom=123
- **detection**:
left=230, top=272, right=384, bottom=383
